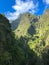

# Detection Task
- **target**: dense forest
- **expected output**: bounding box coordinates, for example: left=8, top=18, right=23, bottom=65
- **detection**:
left=0, top=11, right=49, bottom=65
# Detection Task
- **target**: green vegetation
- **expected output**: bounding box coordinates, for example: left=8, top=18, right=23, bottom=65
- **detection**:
left=0, top=14, right=39, bottom=65
left=0, top=10, right=49, bottom=65
left=14, top=11, right=49, bottom=54
left=14, top=11, right=49, bottom=64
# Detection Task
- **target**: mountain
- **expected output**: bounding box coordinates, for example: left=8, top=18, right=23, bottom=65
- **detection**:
left=0, top=10, right=49, bottom=65
left=13, top=11, right=49, bottom=55
left=12, top=11, right=49, bottom=65
left=0, top=14, right=26, bottom=65
left=14, top=13, right=37, bottom=36
left=0, top=14, right=38, bottom=65
left=0, top=14, right=17, bottom=65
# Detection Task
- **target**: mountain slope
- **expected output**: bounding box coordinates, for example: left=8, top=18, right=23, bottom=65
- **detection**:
left=0, top=14, right=39, bottom=65
left=14, top=13, right=37, bottom=37
left=13, top=11, right=49, bottom=55
left=0, top=14, right=26, bottom=65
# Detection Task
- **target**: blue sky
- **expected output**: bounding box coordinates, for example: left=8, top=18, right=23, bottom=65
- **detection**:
left=0, top=0, right=49, bottom=20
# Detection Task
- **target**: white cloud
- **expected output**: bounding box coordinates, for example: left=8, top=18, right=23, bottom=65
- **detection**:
left=6, top=11, right=20, bottom=20
left=6, top=0, right=38, bottom=20
left=43, top=0, right=49, bottom=4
